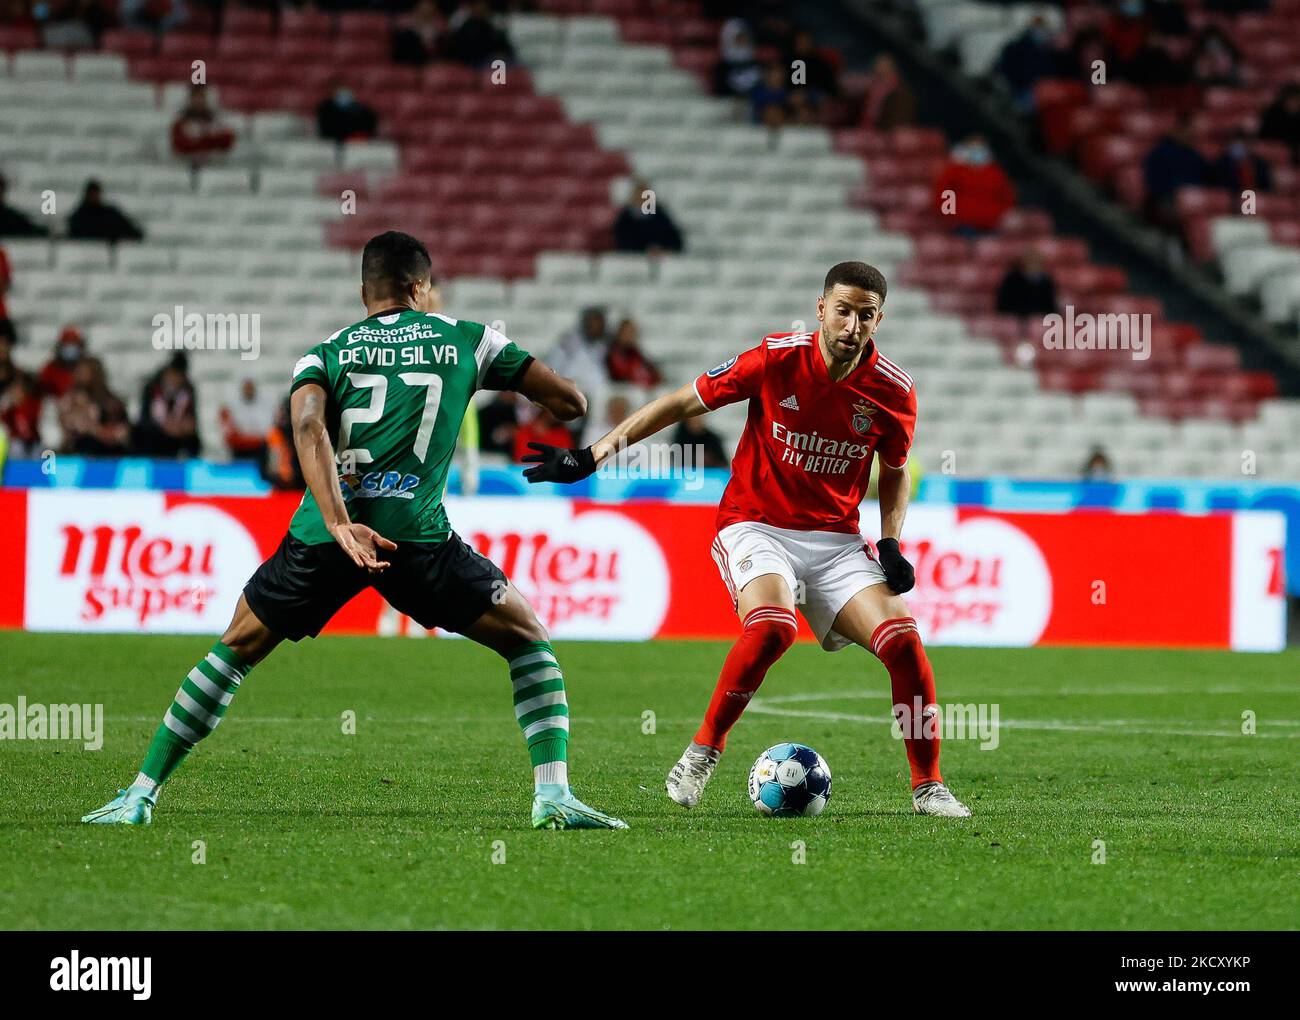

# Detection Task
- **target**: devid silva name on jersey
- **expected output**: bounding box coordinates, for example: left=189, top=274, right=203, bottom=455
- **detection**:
left=340, top=321, right=459, bottom=367
left=338, top=344, right=459, bottom=367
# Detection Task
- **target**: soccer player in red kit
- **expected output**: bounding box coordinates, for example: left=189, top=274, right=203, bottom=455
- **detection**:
left=524, top=262, right=971, bottom=817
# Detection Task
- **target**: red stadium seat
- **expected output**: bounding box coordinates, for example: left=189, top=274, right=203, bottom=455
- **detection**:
left=0, top=25, right=40, bottom=51
left=223, top=9, right=276, bottom=35
left=101, top=30, right=157, bottom=58
left=278, top=8, right=335, bottom=37
left=217, top=35, right=278, bottom=60
left=159, top=31, right=217, bottom=58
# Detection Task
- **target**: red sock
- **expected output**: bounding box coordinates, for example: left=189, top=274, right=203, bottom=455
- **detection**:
left=871, top=617, right=942, bottom=789
left=694, top=606, right=797, bottom=751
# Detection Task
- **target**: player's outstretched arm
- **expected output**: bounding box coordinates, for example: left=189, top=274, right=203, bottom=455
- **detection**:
left=515, top=358, right=587, bottom=421
left=876, top=461, right=916, bottom=594
left=289, top=383, right=396, bottom=572
left=522, top=381, right=706, bottom=484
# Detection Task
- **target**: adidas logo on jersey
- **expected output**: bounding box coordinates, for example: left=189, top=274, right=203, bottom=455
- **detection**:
left=779, top=395, right=800, bottom=411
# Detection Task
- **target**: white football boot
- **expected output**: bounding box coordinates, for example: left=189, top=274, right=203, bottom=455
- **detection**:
left=912, top=781, right=972, bottom=817
left=665, top=743, right=721, bottom=808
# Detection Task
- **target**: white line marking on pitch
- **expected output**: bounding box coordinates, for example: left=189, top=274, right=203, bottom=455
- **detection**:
left=748, top=695, right=1300, bottom=739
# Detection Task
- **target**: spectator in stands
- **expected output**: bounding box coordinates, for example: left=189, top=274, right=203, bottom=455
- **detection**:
left=120, top=0, right=187, bottom=33
left=133, top=353, right=200, bottom=458
left=605, top=318, right=662, bottom=388
left=0, top=370, right=42, bottom=457
left=1142, top=115, right=1210, bottom=231
left=0, top=173, right=49, bottom=238
left=37, top=325, right=85, bottom=398
left=0, top=242, right=11, bottom=330
left=933, top=134, right=1017, bottom=236
left=996, top=15, right=1062, bottom=113
left=220, top=377, right=275, bottom=462
left=316, top=78, right=379, bottom=144
left=996, top=249, right=1059, bottom=318
left=392, top=0, right=445, bottom=66
left=672, top=413, right=729, bottom=469
left=1190, top=25, right=1241, bottom=88
left=514, top=406, right=575, bottom=463
left=68, top=180, right=144, bottom=243
left=1260, top=83, right=1300, bottom=165
left=613, top=180, right=684, bottom=255
left=1215, top=129, right=1272, bottom=196
left=1081, top=445, right=1115, bottom=481
left=479, top=390, right=520, bottom=457
left=1129, top=30, right=1195, bottom=94
left=1148, top=0, right=1190, bottom=35
left=57, top=355, right=129, bottom=456
left=1102, top=0, right=1153, bottom=81
left=785, top=29, right=839, bottom=112
left=750, top=62, right=791, bottom=126
left=860, top=55, right=915, bottom=131
left=549, top=307, right=611, bottom=423
left=0, top=332, right=17, bottom=396
left=1062, top=25, right=1106, bottom=83
left=170, top=84, right=236, bottom=168
left=443, top=1, right=515, bottom=68
left=262, top=397, right=304, bottom=490
left=713, top=17, right=763, bottom=98
left=34, top=0, right=104, bottom=49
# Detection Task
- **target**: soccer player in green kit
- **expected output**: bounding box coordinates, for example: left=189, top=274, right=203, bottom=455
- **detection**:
left=82, top=231, right=627, bottom=830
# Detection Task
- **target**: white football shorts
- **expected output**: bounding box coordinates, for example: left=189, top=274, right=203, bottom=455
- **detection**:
left=710, top=520, right=888, bottom=652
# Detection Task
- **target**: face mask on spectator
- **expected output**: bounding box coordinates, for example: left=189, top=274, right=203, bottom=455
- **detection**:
left=1120, top=0, right=1144, bottom=16
left=59, top=343, right=80, bottom=363
left=964, top=145, right=992, bottom=166
left=335, top=89, right=354, bottom=105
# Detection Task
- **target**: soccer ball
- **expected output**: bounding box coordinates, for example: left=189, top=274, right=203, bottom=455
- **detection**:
left=747, top=742, right=832, bottom=817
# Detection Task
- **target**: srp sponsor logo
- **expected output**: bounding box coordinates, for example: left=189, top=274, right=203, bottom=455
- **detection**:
left=26, top=493, right=262, bottom=632
left=342, top=471, right=421, bottom=500
left=450, top=498, right=670, bottom=640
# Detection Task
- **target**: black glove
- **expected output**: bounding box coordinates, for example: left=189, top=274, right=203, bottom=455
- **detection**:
left=522, top=442, right=597, bottom=484
left=875, top=538, right=915, bottom=594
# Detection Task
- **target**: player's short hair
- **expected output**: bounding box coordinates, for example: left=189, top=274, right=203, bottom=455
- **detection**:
left=823, top=261, right=887, bottom=303
left=361, top=231, right=435, bottom=297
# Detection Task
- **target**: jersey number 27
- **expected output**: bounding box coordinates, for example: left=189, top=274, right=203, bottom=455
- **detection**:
left=338, top=371, right=444, bottom=467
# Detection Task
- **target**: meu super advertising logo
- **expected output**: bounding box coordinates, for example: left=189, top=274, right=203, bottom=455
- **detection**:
left=25, top=493, right=263, bottom=633
left=892, top=506, right=1053, bottom=647
left=449, top=498, right=671, bottom=641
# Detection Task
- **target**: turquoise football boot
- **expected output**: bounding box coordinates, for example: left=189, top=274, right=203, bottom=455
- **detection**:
left=81, top=785, right=157, bottom=825
left=531, top=785, right=628, bottom=830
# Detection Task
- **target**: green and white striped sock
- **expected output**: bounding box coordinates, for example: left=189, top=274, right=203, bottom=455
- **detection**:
left=135, top=641, right=251, bottom=797
left=508, top=641, right=570, bottom=791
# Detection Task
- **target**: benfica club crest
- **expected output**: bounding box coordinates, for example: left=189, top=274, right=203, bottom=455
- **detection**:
left=851, top=399, right=877, bottom=435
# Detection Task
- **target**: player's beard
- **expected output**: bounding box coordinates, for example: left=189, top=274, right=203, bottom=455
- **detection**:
left=824, top=329, right=867, bottom=365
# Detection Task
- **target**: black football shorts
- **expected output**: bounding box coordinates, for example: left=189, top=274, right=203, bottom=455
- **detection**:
left=242, top=531, right=506, bottom=641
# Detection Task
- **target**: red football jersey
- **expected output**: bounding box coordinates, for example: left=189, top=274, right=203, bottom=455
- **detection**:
left=693, top=330, right=917, bottom=535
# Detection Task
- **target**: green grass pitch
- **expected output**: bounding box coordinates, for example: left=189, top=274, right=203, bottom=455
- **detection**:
left=2, top=632, right=1296, bottom=930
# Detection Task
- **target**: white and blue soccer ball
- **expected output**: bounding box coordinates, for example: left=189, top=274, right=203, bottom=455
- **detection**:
left=747, top=742, right=832, bottom=817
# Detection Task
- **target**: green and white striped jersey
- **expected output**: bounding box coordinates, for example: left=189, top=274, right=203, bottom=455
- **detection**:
left=287, top=307, right=531, bottom=545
